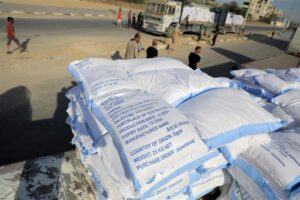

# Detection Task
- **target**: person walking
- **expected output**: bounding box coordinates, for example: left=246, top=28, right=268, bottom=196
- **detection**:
left=125, top=34, right=141, bottom=59
left=211, top=25, right=219, bottom=46
left=117, top=7, right=122, bottom=27
left=184, top=15, right=189, bottom=30
left=135, top=32, right=144, bottom=55
left=170, top=24, right=181, bottom=51
left=132, top=13, right=136, bottom=27
left=127, top=10, right=132, bottom=28
left=137, top=12, right=143, bottom=28
left=146, top=40, right=158, bottom=58
left=188, top=46, right=202, bottom=70
left=6, top=17, right=21, bottom=54
left=197, top=25, right=203, bottom=41
left=271, top=31, right=275, bottom=39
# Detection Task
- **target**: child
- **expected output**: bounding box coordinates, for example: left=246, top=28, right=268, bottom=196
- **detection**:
left=6, top=16, right=21, bottom=54
left=117, top=7, right=122, bottom=27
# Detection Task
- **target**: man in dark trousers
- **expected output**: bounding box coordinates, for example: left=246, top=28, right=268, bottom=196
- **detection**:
left=6, top=16, right=21, bottom=54
left=271, top=31, right=275, bottom=39
left=137, top=12, right=143, bottom=27
left=146, top=39, right=158, bottom=58
left=188, top=46, right=201, bottom=70
left=127, top=10, right=132, bottom=28
left=212, top=25, right=220, bottom=46
left=184, top=15, right=189, bottom=30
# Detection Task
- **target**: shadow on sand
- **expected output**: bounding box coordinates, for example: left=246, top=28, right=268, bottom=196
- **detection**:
left=211, top=48, right=255, bottom=64
left=0, top=83, right=76, bottom=166
left=246, top=33, right=289, bottom=51
left=12, top=38, right=31, bottom=53
left=202, top=61, right=244, bottom=78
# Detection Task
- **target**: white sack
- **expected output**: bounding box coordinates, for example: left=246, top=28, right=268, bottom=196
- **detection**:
left=132, top=69, right=232, bottom=106
left=68, top=58, right=143, bottom=106
left=178, top=88, right=284, bottom=149
left=228, top=166, right=274, bottom=200
left=190, top=170, right=231, bottom=199
left=258, top=100, right=298, bottom=129
left=272, top=90, right=300, bottom=123
left=66, top=86, right=108, bottom=142
left=116, top=57, right=191, bottom=75
left=266, top=68, right=300, bottom=83
left=255, top=74, right=300, bottom=95
left=240, top=131, right=300, bottom=192
left=219, top=133, right=271, bottom=163
left=91, top=91, right=214, bottom=198
left=230, top=68, right=266, bottom=79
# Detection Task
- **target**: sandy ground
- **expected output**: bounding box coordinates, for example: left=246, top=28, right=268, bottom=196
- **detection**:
left=1, top=0, right=117, bottom=10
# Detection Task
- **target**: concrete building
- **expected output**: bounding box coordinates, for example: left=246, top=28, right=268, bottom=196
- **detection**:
left=193, top=0, right=217, bottom=6
left=243, top=0, right=274, bottom=21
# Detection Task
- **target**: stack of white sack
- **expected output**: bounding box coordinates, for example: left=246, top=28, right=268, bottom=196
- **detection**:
left=257, top=98, right=299, bottom=130
left=66, top=86, right=231, bottom=199
left=231, top=68, right=275, bottom=100
left=66, top=57, right=242, bottom=199
left=66, top=58, right=289, bottom=199
left=228, top=130, right=300, bottom=200
left=231, top=68, right=300, bottom=100
left=231, top=68, right=300, bottom=130
left=178, top=88, right=284, bottom=150
left=272, top=90, right=300, bottom=125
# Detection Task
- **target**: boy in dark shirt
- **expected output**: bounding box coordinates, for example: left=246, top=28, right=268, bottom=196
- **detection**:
left=188, top=46, right=201, bottom=70
left=146, top=40, right=158, bottom=58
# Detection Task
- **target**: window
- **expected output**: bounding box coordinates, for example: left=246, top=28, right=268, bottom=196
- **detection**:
left=146, top=3, right=166, bottom=15
left=146, top=3, right=156, bottom=14
left=160, top=4, right=166, bottom=14
left=155, top=4, right=161, bottom=14
left=166, top=6, right=176, bottom=15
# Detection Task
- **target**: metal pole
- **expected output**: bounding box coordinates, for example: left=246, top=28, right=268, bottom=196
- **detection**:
left=241, top=0, right=251, bottom=31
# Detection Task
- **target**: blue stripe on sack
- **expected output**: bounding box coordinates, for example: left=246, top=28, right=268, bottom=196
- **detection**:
left=204, top=121, right=284, bottom=149
left=286, top=175, right=300, bottom=191
left=234, top=157, right=279, bottom=200
left=68, top=61, right=94, bottom=109
left=173, top=85, right=234, bottom=108
left=219, top=146, right=235, bottom=163
left=190, top=163, right=229, bottom=184
left=290, top=186, right=300, bottom=199
left=140, top=151, right=219, bottom=199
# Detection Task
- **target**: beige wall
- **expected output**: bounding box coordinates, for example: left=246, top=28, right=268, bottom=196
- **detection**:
left=244, top=0, right=274, bottom=21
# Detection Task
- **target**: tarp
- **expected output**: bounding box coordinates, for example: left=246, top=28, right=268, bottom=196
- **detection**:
left=182, top=6, right=215, bottom=23
left=225, top=12, right=244, bottom=26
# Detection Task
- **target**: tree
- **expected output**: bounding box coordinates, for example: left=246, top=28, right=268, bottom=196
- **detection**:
left=222, top=1, right=247, bottom=16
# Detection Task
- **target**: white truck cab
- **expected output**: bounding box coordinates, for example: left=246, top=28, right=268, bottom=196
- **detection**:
left=143, top=0, right=182, bottom=35
left=143, top=0, right=244, bottom=36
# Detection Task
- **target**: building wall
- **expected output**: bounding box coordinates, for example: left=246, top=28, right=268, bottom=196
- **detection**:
left=243, top=0, right=274, bottom=21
